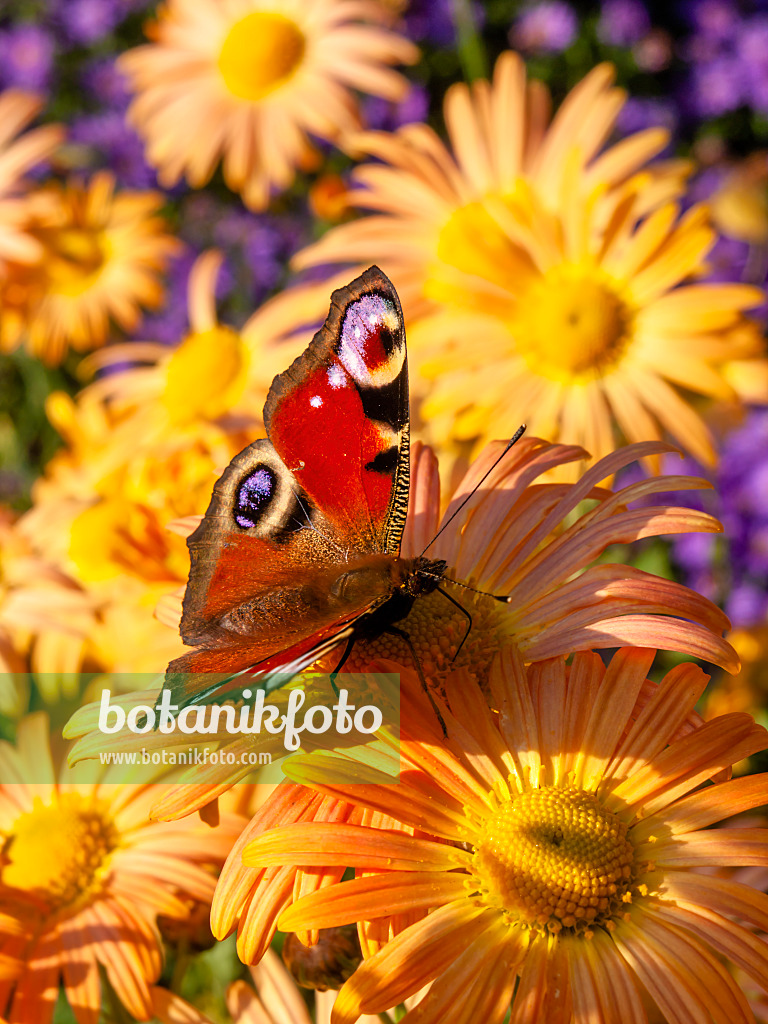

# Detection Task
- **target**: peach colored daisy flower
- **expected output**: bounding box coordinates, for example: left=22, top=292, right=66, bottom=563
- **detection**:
left=0, top=713, right=244, bottom=1024
left=81, top=249, right=297, bottom=441
left=290, top=52, right=766, bottom=474
left=243, top=648, right=768, bottom=1024
left=119, top=0, right=418, bottom=210
left=0, top=89, right=63, bottom=265
left=0, top=171, right=179, bottom=364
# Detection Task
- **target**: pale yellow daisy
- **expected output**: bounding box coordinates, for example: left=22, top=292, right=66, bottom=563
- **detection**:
left=290, top=52, right=766, bottom=475
left=0, top=89, right=63, bottom=265
left=119, top=0, right=418, bottom=210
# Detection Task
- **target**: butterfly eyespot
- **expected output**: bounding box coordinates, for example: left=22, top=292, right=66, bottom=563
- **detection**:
left=339, top=294, right=405, bottom=387
left=234, top=466, right=276, bottom=529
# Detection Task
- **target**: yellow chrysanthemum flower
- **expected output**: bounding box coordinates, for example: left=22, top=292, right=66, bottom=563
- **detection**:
left=119, top=0, right=418, bottom=210
left=82, top=249, right=293, bottom=438
left=0, top=713, right=244, bottom=1024
left=0, top=171, right=179, bottom=364
left=6, top=249, right=303, bottom=679
left=242, top=649, right=768, bottom=1024
left=0, top=89, right=63, bottom=265
left=292, top=52, right=767, bottom=475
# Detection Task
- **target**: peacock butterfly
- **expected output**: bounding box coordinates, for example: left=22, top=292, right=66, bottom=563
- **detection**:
left=165, top=266, right=448, bottom=707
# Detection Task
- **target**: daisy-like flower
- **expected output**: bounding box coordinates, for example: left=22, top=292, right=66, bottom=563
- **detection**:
left=0, top=90, right=63, bottom=265
left=292, top=52, right=766, bottom=473
left=136, top=434, right=740, bottom=825
left=0, top=507, right=95, bottom=689
left=81, top=249, right=293, bottom=439
left=0, top=713, right=245, bottom=1024
left=119, top=0, right=418, bottom=210
left=243, top=647, right=768, bottom=1024
left=0, top=170, right=179, bottom=364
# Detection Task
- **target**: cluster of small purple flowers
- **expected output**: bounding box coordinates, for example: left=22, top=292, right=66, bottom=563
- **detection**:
left=666, top=410, right=768, bottom=629
left=682, top=0, right=768, bottom=118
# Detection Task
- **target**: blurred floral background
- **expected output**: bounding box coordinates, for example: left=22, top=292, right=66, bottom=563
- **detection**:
left=3, top=0, right=768, bottom=1020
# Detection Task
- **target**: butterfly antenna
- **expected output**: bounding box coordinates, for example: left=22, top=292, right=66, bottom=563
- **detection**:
left=419, top=425, right=526, bottom=558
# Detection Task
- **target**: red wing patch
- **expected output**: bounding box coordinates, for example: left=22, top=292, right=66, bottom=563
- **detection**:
left=265, top=267, right=410, bottom=556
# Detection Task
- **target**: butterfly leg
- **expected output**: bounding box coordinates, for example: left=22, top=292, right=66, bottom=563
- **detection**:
left=329, top=634, right=358, bottom=696
left=435, top=586, right=472, bottom=662
left=384, top=625, right=447, bottom=736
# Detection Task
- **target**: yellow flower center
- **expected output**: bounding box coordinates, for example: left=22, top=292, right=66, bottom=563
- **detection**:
left=163, top=325, right=249, bottom=423
left=2, top=794, right=118, bottom=910
left=512, top=268, right=631, bottom=380
left=473, top=787, right=634, bottom=934
left=43, top=227, right=106, bottom=295
left=218, top=12, right=306, bottom=101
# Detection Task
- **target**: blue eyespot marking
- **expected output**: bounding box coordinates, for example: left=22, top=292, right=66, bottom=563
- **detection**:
left=235, top=467, right=274, bottom=528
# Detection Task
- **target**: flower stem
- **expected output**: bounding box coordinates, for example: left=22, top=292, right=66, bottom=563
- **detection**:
left=450, top=0, right=488, bottom=82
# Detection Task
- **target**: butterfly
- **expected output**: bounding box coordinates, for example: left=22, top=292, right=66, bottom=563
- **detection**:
left=165, top=266, right=450, bottom=707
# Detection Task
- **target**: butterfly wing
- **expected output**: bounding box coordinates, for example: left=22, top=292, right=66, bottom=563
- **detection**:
left=165, top=267, right=410, bottom=704
left=265, top=266, right=410, bottom=556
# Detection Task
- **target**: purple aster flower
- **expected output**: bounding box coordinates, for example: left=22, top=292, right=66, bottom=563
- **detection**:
left=665, top=410, right=768, bottom=628
left=0, top=24, right=55, bottom=92
left=363, top=84, right=429, bottom=132
left=726, top=584, right=768, bottom=627
left=70, top=112, right=157, bottom=189
left=511, top=0, right=578, bottom=53
left=58, top=0, right=125, bottom=46
left=689, top=55, right=746, bottom=116
left=81, top=59, right=132, bottom=110
left=403, top=0, right=456, bottom=47
left=685, top=0, right=739, bottom=41
left=615, top=96, right=677, bottom=136
left=597, top=0, right=650, bottom=47
left=705, top=235, right=751, bottom=284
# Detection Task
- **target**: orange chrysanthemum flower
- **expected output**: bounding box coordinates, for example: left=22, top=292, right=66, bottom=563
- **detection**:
left=289, top=52, right=767, bottom=473
left=0, top=171, right=179, bottom=364
left=0, top=89, right=63, bottom=265
left=67, top=434, right=739, bottom=823
left=0, top=714, right=244, bottom=1024
left=119, top=0, right=418, bottom=210
left=242, top=649, right=768, bottom=1024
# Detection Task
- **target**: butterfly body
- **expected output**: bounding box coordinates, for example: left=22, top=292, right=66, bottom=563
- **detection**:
left=167, top=266, right=446, bottom=705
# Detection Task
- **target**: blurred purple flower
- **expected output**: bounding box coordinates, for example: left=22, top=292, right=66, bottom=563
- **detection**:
left=511, top=1, right=577, bottom=53
left=0, top=24, right=55, bottom=91
left=705, top=235, right=751, bottom=284
left=177, top=195, right=310, bottom=308
left=404, top=0, right=456, bottom=47
left=58, top=0, right=125, bottom=45
left=689, top=55, right=745, bottom=116
left=658, top=410, right=768, bottom=628
left=70, top=111, right=157, bottom=189
left=363, top=84, right=429, bottom=132
left=597, top=0, right=650, bottom=47
left=685, top=0, right=739, bottom=41
left=81, top=59, right=132, bottom=110
left=615, top=96, right=677, bottom=135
